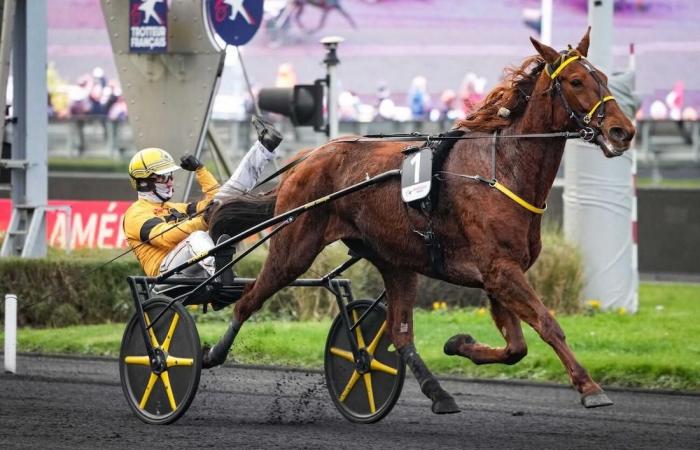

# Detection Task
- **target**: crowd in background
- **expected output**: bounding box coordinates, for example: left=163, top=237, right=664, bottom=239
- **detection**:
left=46, top=63, right=128, bottom=122
left=13, top=61, right=696, bottom=125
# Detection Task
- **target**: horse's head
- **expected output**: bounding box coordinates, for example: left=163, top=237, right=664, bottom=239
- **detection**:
left=530, top=28, right=635, bottom=158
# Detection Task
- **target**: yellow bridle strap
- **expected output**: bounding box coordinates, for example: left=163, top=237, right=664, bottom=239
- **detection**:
left=492, top=181, right=546, bottom=215
left=548, top=55, right=580, bottom=79
left=584, top=95, right=615, bottom=123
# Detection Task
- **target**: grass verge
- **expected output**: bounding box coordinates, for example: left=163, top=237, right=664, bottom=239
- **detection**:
left=3, top=283, right=699, bottom=390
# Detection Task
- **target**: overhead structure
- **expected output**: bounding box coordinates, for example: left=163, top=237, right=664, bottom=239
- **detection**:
left=563, top=0, right=638, bottom=312
left=100, top=0, right=226, bottom=197
left=0, top=0, right=50, bottom=258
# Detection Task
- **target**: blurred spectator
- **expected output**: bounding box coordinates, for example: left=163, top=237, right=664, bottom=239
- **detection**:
left=106, top=81, right=128, bottom=121
left=649, top=100, right=668, bottom=120
left=665, top=80, right=684, bottom=120
left=436, top=89, right=462, bottom=121
left=275, top=63, right=297, bottom=88
left=338, top=90, right=360, bottom=120
left=47, top=61, right=70, bottom=119
left=459, top=72, right=486, bottom=116
left=69, top=75, right=91, bottom=117
left=407, top=75, right=431, bottom=120
left=87, top=67, right=107, bottom=115
left=375, top=82, right=395, bottom=120
left=681, top=106, right=698, bottom=121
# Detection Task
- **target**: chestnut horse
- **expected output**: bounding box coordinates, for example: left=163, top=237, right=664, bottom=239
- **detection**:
left=207, top=29, right=635, bottom=413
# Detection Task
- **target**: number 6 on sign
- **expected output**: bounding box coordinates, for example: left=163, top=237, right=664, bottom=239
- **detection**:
left=401, top=148, right=433, bottom=203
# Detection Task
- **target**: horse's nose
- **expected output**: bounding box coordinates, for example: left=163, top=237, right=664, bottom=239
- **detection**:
left=609, top=126, right=631, bottom=143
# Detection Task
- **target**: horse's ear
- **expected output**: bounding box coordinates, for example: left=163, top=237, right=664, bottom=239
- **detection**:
left=530, top=36, right=559, bottom=64
left=576, top=26, right=591, bottom=57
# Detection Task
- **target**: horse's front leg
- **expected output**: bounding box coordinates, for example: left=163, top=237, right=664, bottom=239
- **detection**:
left=484, top=258, right=613, bottom=408
left=380, top=266, right=460, bottom=414
left=202, top=214, right=328, bottom=369
left=444, top=296, right=528, bottom=365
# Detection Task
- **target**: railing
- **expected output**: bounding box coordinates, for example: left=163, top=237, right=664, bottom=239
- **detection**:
left=636, top=119, right=700, bottom=162
left=43, top=117, right=700, bottom=165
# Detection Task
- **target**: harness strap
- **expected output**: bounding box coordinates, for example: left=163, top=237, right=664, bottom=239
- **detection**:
left=491, top=181, right=546, bottom=215
left=547, top=55, right=580, bottom=79
left=491, top=130, right=499, bottom=180
left=584, top=95, right=615, bottom=124
left=439, top=172, right=547, bottom=216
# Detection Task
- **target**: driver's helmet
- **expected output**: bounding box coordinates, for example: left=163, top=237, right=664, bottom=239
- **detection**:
left=128, top=147, right=180, bottom=191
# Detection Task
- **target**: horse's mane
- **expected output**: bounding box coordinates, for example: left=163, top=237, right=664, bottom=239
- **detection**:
left=456, top=55, right=546, bottom=133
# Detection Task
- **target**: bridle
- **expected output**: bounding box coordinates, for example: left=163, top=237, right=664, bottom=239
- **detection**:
left=546, top=49, right=616, bottom=144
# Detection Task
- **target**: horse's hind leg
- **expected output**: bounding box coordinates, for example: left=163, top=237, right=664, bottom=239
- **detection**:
left=485, top=259, right=612, bottom=408
left=203, top=215, right=328, bottom=368
left=379, top=265, right=460, bottom=414
left=444, top=296, right=528, bottom=365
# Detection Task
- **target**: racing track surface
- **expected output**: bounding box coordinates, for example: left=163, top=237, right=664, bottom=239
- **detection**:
left=1, top=354, right=698, bottom=449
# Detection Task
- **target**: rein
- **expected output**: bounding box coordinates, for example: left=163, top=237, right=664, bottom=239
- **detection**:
left=336, top=130, right=582, bottom=143
left=337, top=130, right=582, bottom=215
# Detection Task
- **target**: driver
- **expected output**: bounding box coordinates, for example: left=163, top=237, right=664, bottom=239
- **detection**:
left=122, top=117, right=282, bottom=279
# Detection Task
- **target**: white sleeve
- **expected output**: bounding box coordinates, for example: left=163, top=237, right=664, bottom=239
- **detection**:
left=214, top=140, right=275, bottom=200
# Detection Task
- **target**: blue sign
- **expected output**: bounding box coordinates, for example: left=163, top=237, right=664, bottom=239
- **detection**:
left=129, top=0, right=168, bottom=53
left=207, top=0, right=264, bottom=46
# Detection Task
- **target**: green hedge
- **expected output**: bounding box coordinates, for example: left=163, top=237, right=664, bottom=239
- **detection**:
left=0, top=258, right=140, bottom=327
left=0, top=230, right=580, bottom=327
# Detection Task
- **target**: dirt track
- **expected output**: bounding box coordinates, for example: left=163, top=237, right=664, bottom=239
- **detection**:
left=1, top=354, right=698, bottom=449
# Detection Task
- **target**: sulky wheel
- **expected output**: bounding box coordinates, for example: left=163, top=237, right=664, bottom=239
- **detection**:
left=324, top=299, right=405, bottom=424
left=119, top=296, right=201, bottom=425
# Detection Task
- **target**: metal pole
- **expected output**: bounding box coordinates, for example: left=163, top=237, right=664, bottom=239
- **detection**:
left=586, top=0, right=613, bottom=71
left=235, top=46, right=262, bottom=118
left=4, top=294, right=17, bottom=374
left=564, top=0, right=636, bottom=312
left=327, top=64, right=338, bottom=139
left=11, top=0, right=48, bottom=257
left=541, top=0, right=553, bottom=46
left=0, top=0, right=16, bottom=142
left=321, top=37, right=343, bottom=139
left=182, top=52, right=226, bottom=202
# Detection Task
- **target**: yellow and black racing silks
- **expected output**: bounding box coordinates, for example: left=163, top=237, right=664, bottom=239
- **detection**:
left=123, top=167, right=219, bottom=276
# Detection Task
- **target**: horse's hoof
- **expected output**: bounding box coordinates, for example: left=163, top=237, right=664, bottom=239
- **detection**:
left=581, top=391, right=614, bottom=408
left=201, top=346, right=215, bottom=369
left=431, top=394, right=461, bottom=414
left=444, top=334, right=476, bottom=356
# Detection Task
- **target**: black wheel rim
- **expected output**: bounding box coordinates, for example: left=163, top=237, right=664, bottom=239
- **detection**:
left=119, top=297, right=201, bottom=425
left=324, top=300, right=405, bottom=424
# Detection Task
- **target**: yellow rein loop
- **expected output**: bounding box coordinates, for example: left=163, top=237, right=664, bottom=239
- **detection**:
left=547, top=55, right=580, bottom=79
left=584, top=95, right=615, bottom=123
left=491, top=181, right=547, bottom=215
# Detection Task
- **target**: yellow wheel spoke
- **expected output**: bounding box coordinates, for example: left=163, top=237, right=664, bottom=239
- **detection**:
left=124, top=355, right=150, bottom=366
left=166, top=356, right=194, bottom=368
left=138, top=373, right=159, bottom=409
left=363, top=372, right=376, bottom=413
left=143, top=313, right=161, bottom=349
left=160, top=370, right=178, bottom=412
left=329, top=347, right=355, bottom=363
left=162, top=313, right=180, bottom=352
left=366, top=321, right=387, bottom=355
left=338, top=370, right=361, bottom=402
left=352, top=310, right=367, bottom=348
left=370, top=358, right=398, bottom=376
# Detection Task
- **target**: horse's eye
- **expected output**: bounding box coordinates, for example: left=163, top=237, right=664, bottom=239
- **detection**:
left=570, top=79, right=583, bottom=88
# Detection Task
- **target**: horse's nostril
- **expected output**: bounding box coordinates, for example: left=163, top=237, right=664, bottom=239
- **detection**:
left=609, top=126, right=628, bottom=142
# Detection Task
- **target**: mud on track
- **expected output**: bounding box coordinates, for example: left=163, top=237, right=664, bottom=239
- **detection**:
left=1, top=354, right=699, bottom=449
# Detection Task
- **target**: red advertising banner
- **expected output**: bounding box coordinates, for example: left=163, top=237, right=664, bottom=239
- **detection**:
left=0, top=199, right=131, bottom=249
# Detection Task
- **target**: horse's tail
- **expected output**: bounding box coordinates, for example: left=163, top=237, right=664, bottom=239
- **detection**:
left=208, top=191, right=278, bottom=242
